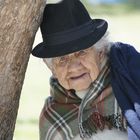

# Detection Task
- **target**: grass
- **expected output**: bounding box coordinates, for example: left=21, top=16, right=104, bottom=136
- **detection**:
left=13, top=4, right=140, bottom=140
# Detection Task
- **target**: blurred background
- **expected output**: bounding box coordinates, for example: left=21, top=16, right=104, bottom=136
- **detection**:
left=13, top=0, right=140, bottom=139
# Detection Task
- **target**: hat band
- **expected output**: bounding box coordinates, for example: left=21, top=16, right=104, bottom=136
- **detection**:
left=43, top=20, right=98, bottom=46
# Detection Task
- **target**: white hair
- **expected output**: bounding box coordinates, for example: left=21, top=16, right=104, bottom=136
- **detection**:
left=43, top=57, right=52, bottom=69
left=43, top=32, right=111, bottom=69
left=93, top=32, right=111, bottom=54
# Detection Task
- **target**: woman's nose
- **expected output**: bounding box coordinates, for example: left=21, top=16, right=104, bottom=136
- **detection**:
left=68, top=56, right=82, bottom=72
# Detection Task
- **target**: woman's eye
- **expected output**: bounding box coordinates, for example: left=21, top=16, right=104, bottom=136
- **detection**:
left=59, top=56, right=68, bottom=64
left=77, top=50, right=86, bottom=56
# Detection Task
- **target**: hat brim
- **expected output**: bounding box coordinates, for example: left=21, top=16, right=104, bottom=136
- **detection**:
left=31, top=19, right=108, bottom=58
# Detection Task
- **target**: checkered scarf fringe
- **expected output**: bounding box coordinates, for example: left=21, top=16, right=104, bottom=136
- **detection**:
left=42, top=61, right=127, bottom=140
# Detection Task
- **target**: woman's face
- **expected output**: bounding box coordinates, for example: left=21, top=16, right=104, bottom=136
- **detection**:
left=51, top=47, right=103, bottom=91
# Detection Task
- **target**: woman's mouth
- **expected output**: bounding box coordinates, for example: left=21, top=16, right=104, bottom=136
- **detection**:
left=67, top=72, right=91, bottom=91
left=70, top=73, right=87, bottom=80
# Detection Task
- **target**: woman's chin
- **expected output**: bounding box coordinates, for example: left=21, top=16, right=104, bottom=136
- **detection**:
left=68, top=73, right=92, bottom=91
left=69, top=82, right=91, bottom=91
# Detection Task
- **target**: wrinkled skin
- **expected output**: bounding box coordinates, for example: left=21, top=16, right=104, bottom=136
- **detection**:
left=50, top=47, right=105, bottom=91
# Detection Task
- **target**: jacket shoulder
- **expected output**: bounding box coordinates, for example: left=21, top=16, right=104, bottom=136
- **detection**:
left=110, top=42, right=140, bottom=86
left=111, top=42, right=137, bottom=53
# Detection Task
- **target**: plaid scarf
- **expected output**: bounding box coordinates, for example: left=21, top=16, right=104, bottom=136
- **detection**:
left=41, top=61, right=126, bottom=140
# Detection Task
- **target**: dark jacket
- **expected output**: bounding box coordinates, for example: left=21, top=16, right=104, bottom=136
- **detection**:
left=110, top=42, right=140, bottom=140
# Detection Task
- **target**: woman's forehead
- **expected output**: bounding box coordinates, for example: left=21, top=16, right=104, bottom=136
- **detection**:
left=55, top=46, right=94, bottom=58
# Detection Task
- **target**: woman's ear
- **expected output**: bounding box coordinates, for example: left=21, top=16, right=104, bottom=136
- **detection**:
left=97, top=48, right=106, bottom=70
left=98, top=48, right=105, bottom=63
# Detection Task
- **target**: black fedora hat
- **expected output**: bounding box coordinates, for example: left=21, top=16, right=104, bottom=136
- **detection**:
left=32, top=0, right=108, bottom=58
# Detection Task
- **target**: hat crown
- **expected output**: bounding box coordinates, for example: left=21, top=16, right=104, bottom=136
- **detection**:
left=41, top=0, right=91, bottom=37
left=31, top=0, right=108, bottom=58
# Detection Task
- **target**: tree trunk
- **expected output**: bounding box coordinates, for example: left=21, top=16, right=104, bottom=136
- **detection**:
left=0, top=0, right=46, bottom=139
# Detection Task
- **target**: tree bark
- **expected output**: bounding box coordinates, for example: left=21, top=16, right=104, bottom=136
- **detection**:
left=0, top=0, right=46, bottom=139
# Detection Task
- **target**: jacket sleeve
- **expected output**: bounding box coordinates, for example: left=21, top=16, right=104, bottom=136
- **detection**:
left=110, top=42, right=140, bottom=140
left=126, top=43, right=140, bottom=86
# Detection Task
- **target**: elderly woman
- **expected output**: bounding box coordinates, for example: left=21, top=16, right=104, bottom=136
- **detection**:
left=32, top=0, right=140, bottom=140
